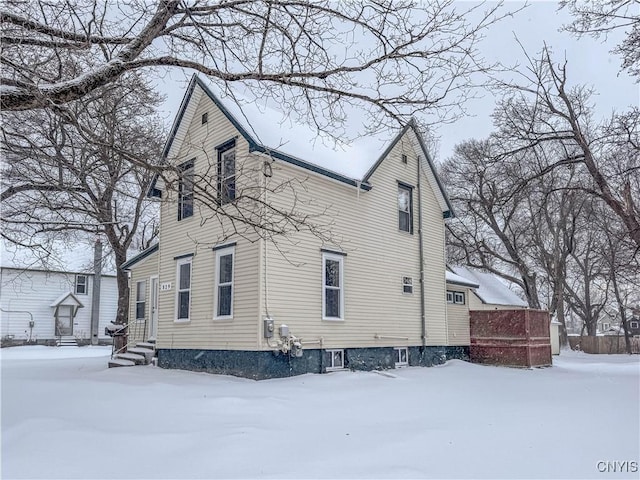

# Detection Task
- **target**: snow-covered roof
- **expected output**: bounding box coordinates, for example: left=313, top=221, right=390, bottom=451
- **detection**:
left=154, top=75, right=453, bottom=217
left=445, top=271, right=479, bottom=288
left=449, top=266, right=528, bottom=307
left=121, top=243, right=159, bottom=271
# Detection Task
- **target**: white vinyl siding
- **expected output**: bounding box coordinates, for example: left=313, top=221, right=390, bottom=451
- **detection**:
left=322, top=252, right=344, bottom=321
left=155, top=90, right=261, bottom=351
left=261, top=127, right=447, bottom=349
left=445, top=286, right=470, bottom=346
left=214, top=246, right=235, bottom=319
left=154, top=85, right=448, bottom=352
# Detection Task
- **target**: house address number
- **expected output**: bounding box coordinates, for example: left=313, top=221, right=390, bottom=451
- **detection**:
left=160, top=282, right=172, bottom=291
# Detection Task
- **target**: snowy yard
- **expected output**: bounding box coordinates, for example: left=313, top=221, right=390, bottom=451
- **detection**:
left=2, top=347, right=638, bottom=479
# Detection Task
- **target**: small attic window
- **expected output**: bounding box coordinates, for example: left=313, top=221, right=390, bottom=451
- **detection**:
left=202, top=112, right=208, bottom=124
left=401, top=154, right=407, bottom=164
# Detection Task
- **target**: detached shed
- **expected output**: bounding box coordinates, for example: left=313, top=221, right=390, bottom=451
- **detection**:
left=470, top=309, right=552, bottom=368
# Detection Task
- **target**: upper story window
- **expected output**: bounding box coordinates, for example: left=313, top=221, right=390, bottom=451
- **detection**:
left=135, top=280, right=146, bottom=320
left=398, top=183, right=413, bottom=233
left=201, top=112, right=208, bottom=124
left=175, top=257, right=192, bottom=321
left=178, top=159, right=194, bottom=221
left=75, top=274, right=87, bottom=295
left=322, top=252, right=344, bottom=320
left=214, top=246, right=235, bottom=319
left=217, top=140, right=236, bottom=204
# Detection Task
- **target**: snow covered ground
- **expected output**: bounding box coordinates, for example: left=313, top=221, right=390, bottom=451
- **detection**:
left=2, top=347, right=638, bottom=479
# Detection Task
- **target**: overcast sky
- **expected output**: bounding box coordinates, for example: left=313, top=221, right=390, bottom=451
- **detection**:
left=153, top=1, right=638, bottom=164
left=2, top=1, right=637, bottom=272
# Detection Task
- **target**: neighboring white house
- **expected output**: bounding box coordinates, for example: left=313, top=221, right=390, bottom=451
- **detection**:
left=125, top=74, right=464, bottom=379
left=0, top=267, right=117, bottom=345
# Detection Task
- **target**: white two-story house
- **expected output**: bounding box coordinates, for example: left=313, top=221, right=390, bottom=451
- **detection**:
left=124, top=75, right=465, bottom=379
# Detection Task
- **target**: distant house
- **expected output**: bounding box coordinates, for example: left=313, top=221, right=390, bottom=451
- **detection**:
left=0, top=267, right=117, bottom=346
left=124, top=74, right=464, bottom=379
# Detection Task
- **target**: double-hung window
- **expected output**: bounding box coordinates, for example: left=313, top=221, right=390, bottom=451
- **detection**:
left=178, top=159, right=195, bottom=220
left=214, top=246, right=235, bottom=319
left=398, top=183, right=413, bottom=233
left=322, top=252, right=344, bottom=320
left=135, top=280, right=146, bottom=320
left=217, top=140, right=236, bottom=204
left=75, top=274, right=87, bottom=295
left=175, top=257, right=192, bottom=321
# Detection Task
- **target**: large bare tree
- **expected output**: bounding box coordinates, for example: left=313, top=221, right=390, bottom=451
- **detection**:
left=1, top=72, right=164, bottom=328
left=1, top=0, right=516, bottom=131
left=561, top=0, right=640, bottom=79
left=493, top=46, right=640, bottom=248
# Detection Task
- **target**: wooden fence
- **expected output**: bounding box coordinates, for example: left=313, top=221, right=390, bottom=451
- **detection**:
left=568, top=335, right=640, bottom=354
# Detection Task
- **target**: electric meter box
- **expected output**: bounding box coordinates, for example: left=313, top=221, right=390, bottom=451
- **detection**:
left=279, top=324, right=289, bottom=337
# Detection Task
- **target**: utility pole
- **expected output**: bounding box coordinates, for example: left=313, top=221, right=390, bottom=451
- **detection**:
left=90, top=237, right=102, bottom=345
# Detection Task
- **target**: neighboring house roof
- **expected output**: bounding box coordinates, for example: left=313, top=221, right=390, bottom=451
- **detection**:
left=445, top=271, right=479, bottom=288
left=121, top=243, right=159, bottom=271
left=49, top=292, right=84, bottom=308
left=151, top=74, right=453, bottom=218
left=449, top=266, right=528, bottom=307
left=0, top=266, right=116, bottom=278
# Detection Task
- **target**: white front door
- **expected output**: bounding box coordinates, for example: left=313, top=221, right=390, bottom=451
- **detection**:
left=149, top=276, right=159, bottom=340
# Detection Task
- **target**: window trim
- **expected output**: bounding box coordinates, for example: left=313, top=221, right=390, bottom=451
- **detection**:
left=175, top=257, right=192, bottom=323
left=402, top=276, right=413, bottom=295
left=217, top=139, right=236, bottom=205
left=74, top=274, right=87, bottom=295
left=178, top=158, right=195, bottom=221
left=394, top=347, right=409, bottom=367
left=135, top=280, right=147, bottom=321
left=214, top=245, right=235, bottom=320
left=325, top=349, right=345, bottom=371
left=322, top=252, right=344, bottom=321
left=398, top=182, right=414, bottom=234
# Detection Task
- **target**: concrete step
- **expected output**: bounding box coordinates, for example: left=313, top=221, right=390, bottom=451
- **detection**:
left=114, top=353, right=147, bottom=365
left=108, top=358, right=135, bottom=368
left=56, top=336, right=78, bottom=347
left=136, top=342, right=156, bottom=350
left=127, top=348, right=154, bottom=363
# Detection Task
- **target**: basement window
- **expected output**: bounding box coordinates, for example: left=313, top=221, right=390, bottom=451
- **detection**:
left=402, top=276, right=413, bottom=294
left=324, top=349, right=345, bottom=371
left=394, top=347, right=408, bottom=367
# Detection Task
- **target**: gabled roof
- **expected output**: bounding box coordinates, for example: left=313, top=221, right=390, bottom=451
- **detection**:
left=121, top=243, right=159, bottom=271
left=152, top=75, right=453, bottom=217
left=50, top=292, right=84, bottom=308
left=449, top=266, right=528, bottom=307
